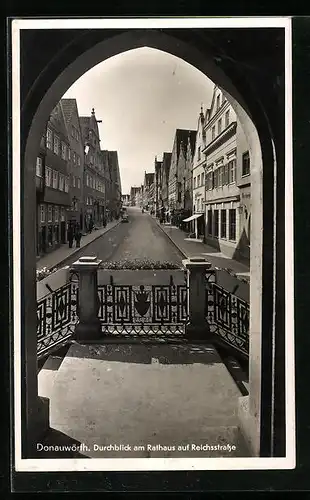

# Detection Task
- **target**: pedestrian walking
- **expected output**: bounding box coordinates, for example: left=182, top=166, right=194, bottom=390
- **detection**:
left=75, top=223, right=82, bottom=248
left=89, top=218, right=94, bottom=233
left=67, top=222, right=74, bottom=248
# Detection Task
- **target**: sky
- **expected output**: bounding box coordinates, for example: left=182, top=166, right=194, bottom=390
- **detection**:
left=63, top=47, right=215, bottom=195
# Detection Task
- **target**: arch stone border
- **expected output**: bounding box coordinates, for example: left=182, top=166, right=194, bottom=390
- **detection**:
left=19, top=28, right=285, bottom=458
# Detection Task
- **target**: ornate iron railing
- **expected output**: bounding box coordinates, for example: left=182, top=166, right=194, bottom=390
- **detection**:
left=98, top=275, right=188, bottom=338
left=205, top=282, right=249, bottom=356
left=37, top=281, right=79, bottom=358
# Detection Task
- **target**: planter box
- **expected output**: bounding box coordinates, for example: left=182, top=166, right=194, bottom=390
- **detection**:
left=98, top=269, right=185, bottom=286
left=37, top=266, right=71, bottom=300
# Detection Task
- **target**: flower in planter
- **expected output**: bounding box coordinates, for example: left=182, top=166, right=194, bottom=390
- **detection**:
left=100, top=258, right=181, bottom=270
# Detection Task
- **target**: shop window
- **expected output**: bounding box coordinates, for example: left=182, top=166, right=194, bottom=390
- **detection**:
left=229, top=209, right=236, bottom=241
left=64, top=177, right=69, bottom=192
left=47, top=205, right=52, bottom=222
left=214, top=210, right=219, bottom=238
left=221, top=209, right=227, bottom=238
left=207, top=209, right=213, bottom=236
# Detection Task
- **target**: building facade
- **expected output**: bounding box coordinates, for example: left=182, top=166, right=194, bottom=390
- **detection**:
left=191, top=106, right=207, bottom=239
left=168, top=129, right=196, bottom=219
left=154, top=157, right=163, bottom=217
left=121, top=194, right=130, bottom=206
left=161, top=152, right=172, bottom=219
left=143, top=172, right=155, bottom=211
left=60, top=99, right=85, bottom=231
left=36, top=103, right=71, bottom=255
left=80, top=109, right=106, bottom=230
left=107, top=151, right=122, bottom=219
left=202, top=85, right=251, bottom=261
left=130, top=186, right=141, bottom=206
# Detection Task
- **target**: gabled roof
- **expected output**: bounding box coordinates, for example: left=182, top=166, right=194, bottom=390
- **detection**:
left=174, top=129, right=197, bottom=159
left=60, top=98, right=78, bottom=125
left=162, top=152, right=172, bottom=178
left=145, top=172, right=155, bottom=185
left=49, top=102, right=69, bottom=140
left=188, top=130, right=197, bottom=156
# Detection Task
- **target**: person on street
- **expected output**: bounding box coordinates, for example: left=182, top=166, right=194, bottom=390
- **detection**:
left=67, top=222, right=74, bottom=248
left=89, top=218, right=94, bottom=233
left=75, top=223, right=82, bottom=248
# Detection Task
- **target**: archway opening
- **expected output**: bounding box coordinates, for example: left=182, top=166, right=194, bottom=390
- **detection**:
left=17, top=27, right=282, bottom=462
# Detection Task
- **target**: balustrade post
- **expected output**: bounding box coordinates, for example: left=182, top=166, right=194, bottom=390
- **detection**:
left=182, top=257, right=216, bottom=341
left=71, top=256, right=102, bottom=343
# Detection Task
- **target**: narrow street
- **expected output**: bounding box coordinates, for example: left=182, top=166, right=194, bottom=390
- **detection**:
left=61, top=207, right=249, bottom=300
left=63, top=207, right=184, bottom=267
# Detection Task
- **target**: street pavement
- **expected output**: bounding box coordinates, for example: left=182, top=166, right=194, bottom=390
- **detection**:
left=37, top=207, right=249, bottom=301
left=62, top=206, right=184, bottom=266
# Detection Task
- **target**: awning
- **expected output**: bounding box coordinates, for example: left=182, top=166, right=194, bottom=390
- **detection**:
left=183, top=213, right=203, bottom=222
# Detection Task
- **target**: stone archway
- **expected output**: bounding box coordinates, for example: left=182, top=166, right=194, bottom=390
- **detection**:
left=17, top=26, right=286, bottom=459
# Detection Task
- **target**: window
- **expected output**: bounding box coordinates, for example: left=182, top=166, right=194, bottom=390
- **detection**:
left=40, top=204, right=45, bottom=223
left=201, top=172, right=205, bottom=186
left=47, top=205, right=52, bottom=222
left=198, top=147, right=201, bottom=160
left=213, top=169, right=219, bottom=188
left=73, top=151, right=76, bottom=164
left=45, top=167, right=52, bottom=187
left=218, top=118, right=222, bottom=135
left=223, top=164, right=229, bottom=185
left=206, top=171, right=213, bottom=190
left=68, top=148, right=71, bottom=160
left=197, top=174, right=200, bottom=187
left=52, top=170, right=58, bottom=189
left=229, top=209, right=236, bottom=241
left=64, top=177, right=69, bottom=192
left=59, top=173, right=64, bottom=191
left=216, top=94, right=220, bottom=111
left=72, top=175, right=76, bottom=187
left=36, top=157, right=43, bottom=177
left=53, top=135, right=60, bottom=155
left=228, top=159, right=236, bottom=183
left=207, top=209, right=213, bottom=235
left=77, top=178, right=81, bottom=189
left=54, top=206, right=59, bottom=222
left=61, top=207, right=65, bottom=221
left=242, top=151, right=250, bottom=176
left=218, top=166, right=224, bottom=187
left=46, top=128, right=53, bottom=149
left=77, top=155, right=81, bottom=166
left=211, top=126, right=215, bottom=141
left=214, top=210, right=219, bottom=238
left=61, top=142, right=66, bottom=160
left=221, top=209, right=227, bottom=238
left=225, top=110, right=230, bottom=128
